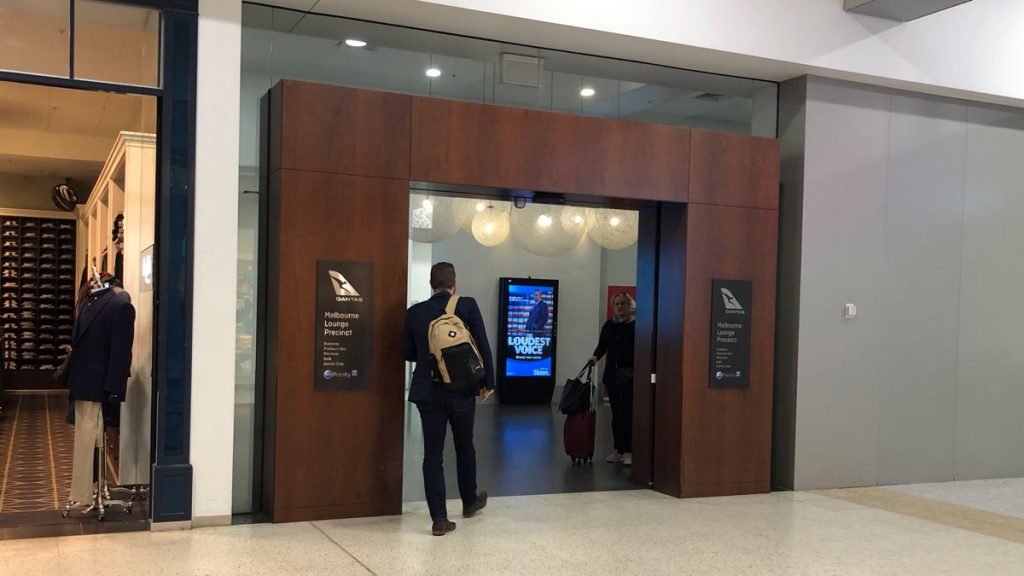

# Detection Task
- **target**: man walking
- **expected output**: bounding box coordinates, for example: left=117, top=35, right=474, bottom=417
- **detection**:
left=402, top=262, right=493, bottom=536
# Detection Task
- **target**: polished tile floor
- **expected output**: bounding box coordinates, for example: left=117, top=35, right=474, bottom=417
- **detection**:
left=2, top=484, right=1023, bottom=575
left=886, top=477, right=1024, bottom=519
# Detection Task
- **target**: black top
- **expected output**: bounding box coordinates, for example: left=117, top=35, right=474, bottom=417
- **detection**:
left=402, top=291, right=494, bottom=404
left=593, top=319, right=635, bottom=382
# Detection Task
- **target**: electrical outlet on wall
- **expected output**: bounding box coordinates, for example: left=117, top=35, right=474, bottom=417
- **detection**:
left=843, top=303, right=857, bottom=319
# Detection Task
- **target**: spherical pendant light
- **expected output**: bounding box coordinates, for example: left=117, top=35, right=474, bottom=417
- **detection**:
left=559, top=206, right=592, bottom=236
left=588, top=208, right=638, bottom=250
left=409, top=194, right=470, bottom=243
left=511, top=204, right=586, bottom=257
left=470, top=204, right=511, bottom=247
left=463, top=199, right=509, bottom=232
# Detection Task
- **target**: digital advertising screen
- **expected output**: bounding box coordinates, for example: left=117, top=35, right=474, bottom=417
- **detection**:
left=497, top=278, right=558, bottom=403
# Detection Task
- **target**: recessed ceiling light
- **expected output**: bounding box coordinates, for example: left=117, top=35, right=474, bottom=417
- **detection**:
left=426, top=68, right=442, bottom=78
left=610, top=216, right=620, bottom=227
left=537, top=214, right=553, bottom=227
left=344, top=38, right=367, bottom=48
left=475, top=202, right=486, bottom=212
left=580, top=87, right=596, bottom=97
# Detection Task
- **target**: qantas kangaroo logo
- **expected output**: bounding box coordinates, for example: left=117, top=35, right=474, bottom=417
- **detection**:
left=329, top=271, right=360, bottom=297
left=720, top=288, right=743, bottom=311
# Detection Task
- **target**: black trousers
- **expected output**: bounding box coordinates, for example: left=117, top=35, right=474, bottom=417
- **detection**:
left=417, top=392, right=478, bottom=521
left=606, top=369, right=634, bottom=453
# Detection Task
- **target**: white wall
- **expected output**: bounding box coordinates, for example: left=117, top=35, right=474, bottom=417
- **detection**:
left=409, top=228, right=637, bottom=399
left=778, top=76, right=1024, bottom=490
left=191, top=0, right=241, bottom=522
left=322, top=0, right=1024, bottom=106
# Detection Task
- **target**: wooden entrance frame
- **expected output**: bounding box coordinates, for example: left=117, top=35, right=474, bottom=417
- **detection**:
left=259, top=80, right=779, bottom=522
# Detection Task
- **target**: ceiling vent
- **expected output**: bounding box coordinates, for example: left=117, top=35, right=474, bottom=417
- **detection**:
left=844, top=0, right=972, bottom=22
left=500, top=54, right=543, bottom=88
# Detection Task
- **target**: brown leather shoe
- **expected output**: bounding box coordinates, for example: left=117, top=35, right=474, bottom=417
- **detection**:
left=463, top=492, right=488, bottom=518
left=432, top=519, right=456, bottom=536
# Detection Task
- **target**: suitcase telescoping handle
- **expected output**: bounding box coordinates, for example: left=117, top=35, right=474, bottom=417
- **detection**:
left=587, top=365, right=596, bottom=410
left=577, top=363, right=596, bottom=410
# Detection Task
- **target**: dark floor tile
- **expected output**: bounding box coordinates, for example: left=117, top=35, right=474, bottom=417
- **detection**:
left=232, top=513, right=270, bottom=526
left=403, top=403, right=639, bottom=502
left=80, top=519, right=148, bottom=535
left=0, top=510, right=66, bottom=529
left=1, top=523, right=81, bottom=540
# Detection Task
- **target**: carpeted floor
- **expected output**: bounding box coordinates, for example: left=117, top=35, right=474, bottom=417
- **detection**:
left=0, top=391, right=150, bottom=539
left=0, top=392, right=74, bottom=512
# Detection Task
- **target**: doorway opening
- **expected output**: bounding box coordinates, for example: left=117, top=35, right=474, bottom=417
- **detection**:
left=401, top=185, right=648, bottom=501
left=0, top=80, right=157, bottom=538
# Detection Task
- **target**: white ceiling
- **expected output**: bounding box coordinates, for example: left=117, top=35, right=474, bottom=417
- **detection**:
left=0, top=81, right=154, bottom=181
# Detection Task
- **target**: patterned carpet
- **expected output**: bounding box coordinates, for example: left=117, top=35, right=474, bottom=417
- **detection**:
left=0, top=392, right=75, bottom=512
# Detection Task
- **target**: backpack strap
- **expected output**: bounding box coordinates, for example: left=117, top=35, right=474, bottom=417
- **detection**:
left=445, top=294, right=460, bottom=316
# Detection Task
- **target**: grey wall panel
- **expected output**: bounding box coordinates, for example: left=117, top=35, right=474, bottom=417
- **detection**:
left=956, top=106, right=1024, bottom=479
left=792, top=79, right=890, bottom=490
left=782, top=77, right=1024, bottom=490
left=877, top=95, right=966, bottom=485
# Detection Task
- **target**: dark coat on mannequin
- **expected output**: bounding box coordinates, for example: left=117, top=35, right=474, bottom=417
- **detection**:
left=68, top=288, right=135, bottom=403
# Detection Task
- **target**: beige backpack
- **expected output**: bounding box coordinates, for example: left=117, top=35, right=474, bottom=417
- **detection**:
left=428, top=296, right=486, bottom=389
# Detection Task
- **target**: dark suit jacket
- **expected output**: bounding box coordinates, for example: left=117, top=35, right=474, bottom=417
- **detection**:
left=402, top=291, right=494, bottom=404
left=68, top=288, right=136, bottom=403
left=526, top=300, right=549, bottom=332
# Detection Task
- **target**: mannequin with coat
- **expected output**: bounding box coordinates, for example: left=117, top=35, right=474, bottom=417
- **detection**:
left=67, top=273, right=136, bottom=504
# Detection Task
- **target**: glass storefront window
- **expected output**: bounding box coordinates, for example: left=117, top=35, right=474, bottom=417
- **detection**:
left=74, top=0, right=161, bottom=87
left=240, top=4, right=777, bottom=137
left=0, top=0, right=71, bottom=78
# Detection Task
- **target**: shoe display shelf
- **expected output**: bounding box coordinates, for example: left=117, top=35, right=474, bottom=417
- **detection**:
left=0, top=214, right=76, bottom=388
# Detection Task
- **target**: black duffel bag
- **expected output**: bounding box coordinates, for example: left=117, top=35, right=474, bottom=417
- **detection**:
left=558, top=364, right=593, bottom=415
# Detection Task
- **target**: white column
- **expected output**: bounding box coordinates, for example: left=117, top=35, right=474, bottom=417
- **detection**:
left=190, top=0, right=241, bottom=523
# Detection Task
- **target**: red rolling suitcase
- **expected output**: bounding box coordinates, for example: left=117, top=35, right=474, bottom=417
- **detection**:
left=564, top=409, right=596, bottom=465
left=563, top=363, right=596, bottom=465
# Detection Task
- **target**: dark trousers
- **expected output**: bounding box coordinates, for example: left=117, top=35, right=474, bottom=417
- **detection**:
left=606, top=369, right=634, bottom=453
left=417, top=393, right=478, bottom=521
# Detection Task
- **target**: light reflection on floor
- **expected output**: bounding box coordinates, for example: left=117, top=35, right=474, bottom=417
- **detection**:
left=402, top=403, right=636, bottom=503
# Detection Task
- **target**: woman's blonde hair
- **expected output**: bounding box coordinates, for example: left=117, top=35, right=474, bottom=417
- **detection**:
left=611, top=291, right=636, bottom=311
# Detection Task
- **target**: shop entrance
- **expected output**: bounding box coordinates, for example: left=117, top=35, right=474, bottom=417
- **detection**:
left=0, top=80, right=157, bottom=537
left=402, top=187, right=648, bottom=499
left=0, top=0, right=200, bottom=536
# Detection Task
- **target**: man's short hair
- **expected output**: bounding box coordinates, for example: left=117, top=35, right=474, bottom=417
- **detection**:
left=430, top=262, right=456, bottom=290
